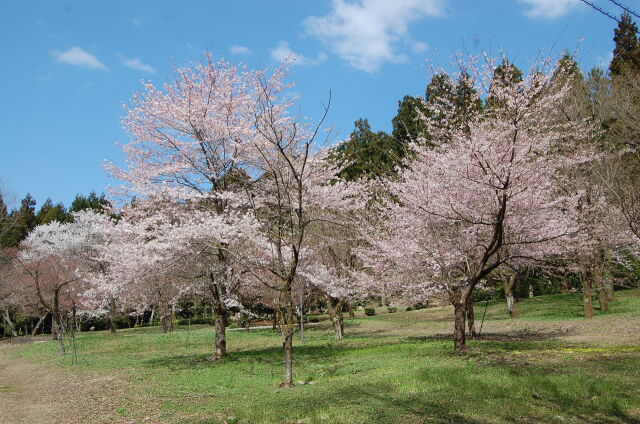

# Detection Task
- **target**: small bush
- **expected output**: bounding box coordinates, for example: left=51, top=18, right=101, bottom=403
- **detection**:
left=413, top=302, right=428, bottom=310
left=176, top=317, right=213, bottom=326
left=308, top=317, right=320, bottom=323
left=405, top=306, right=414, bottom=312
left=364, top=307, right=376, bottom=316
left=387, top=306, right=398, bottom=313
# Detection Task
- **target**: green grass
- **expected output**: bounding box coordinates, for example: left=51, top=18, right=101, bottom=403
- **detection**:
left=6, top=290, right=640, bottom=424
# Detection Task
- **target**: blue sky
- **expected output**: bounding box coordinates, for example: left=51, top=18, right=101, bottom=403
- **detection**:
left=1, top=0, right=636, bottom=208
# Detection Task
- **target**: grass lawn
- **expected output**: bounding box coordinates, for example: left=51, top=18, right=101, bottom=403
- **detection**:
left=2, top=290, right=640, bottom=424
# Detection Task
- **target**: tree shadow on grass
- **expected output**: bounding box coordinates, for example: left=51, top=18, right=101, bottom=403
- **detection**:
left=143, top=340, right=399, bottom=370
left=407, top=327, right=575, bottom=346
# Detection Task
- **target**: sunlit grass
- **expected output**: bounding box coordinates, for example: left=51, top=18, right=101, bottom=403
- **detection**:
left=7, top=290, right=640, bottom=423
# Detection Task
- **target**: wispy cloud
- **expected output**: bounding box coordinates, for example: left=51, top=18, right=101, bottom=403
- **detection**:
left=51, top=46, right=107, bottom=70
left=596, top=51, right=613, bottom=70
left=519, top=0, right=581, bottom=19
left=270, top=42, right=327, bottom=66
left=304, top=0, right=444, bottom=72
left=131, top=18, right=142, bottom=27
left=121, top=57, right=156, bottom=74
left=411, top=41, right=429, bottom=54
left=229, top=45, right=252, bottom=55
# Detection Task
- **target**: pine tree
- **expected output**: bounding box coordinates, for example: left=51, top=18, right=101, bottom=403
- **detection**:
left=610, top=12, right=640, bottom=77
left=70, top=191, right=110, bottom=214
left=423, top=73, right=457, bottom=143
left=35, top=198, right=70, bottom=225
left=2, top=193, right=36, bottom=247
left=332, top=119, right=399, bottom=181
left=0, top=194, right=10, bottom=248
left=452, top=71, right=483, bottom=134
left=486, top=59, right=523, bottom=111
left=391, top=95, right=428, bottom=147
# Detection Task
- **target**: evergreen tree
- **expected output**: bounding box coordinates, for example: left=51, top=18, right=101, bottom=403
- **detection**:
left=0, top=194, right=7, bottom=223
left=35, top=198, right=70, bottom=225
left=70, top=191, right=110, bottom=214
left=610, top=12, right=640, bottom=77
left=2, top=193, right=36, bottom=247
left=452, top=72, right=483, bottom=134
left=423, top=73, right=457, bottom=143
left=391, top=95, right=428, bottom=147
left=0, top=194, right=10, bottom=248
left=332, top=119, right=399, bottom=181
left=486, top=59, right=523, bottom=111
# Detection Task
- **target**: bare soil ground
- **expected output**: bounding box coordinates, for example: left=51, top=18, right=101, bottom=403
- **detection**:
left=0, top=346, right=153, bottom=424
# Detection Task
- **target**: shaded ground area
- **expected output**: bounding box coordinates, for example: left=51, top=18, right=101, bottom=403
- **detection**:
left=1, top=290, right=639, bottom=424
left=0, top=351, right=152, bottom=424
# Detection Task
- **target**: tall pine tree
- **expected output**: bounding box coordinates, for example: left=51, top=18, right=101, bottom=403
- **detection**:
left=2, top=194, right=36, bottom=247
left=610, top=12, right=640, bottom=77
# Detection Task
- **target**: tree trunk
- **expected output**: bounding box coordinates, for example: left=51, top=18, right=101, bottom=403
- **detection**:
left=327, top=296, right=344, bottom=341
left=109, top=298, right=117, bottom=334
left=280, top=288, right=295, bottom=388
left=1, top=309, right=17, bottom=337
left=208, top=279, right=228, bottom=360
left=499, top=273, right=517, bottom=318
left=453, top=301, right=467, bottom=353
left=582, top=271, right=594, bottom=319
left=348, top=303, right=355, bottom=318
left=466, top=297, right=477, bottom=340
left=53, top=290, right=65, bottom=355
left=506, top=292, right=516, bottom=318
left=593, top=261, right=608, bottom=313
left=211, top=309, right=227, bottom=360
left=560, top=278, right=570, bottom=294
left=604, top=280, right=616, bottom=302
left=209, top=304, right=227, bottom=360
left=159, top=303, right=173, bottom=333
left=31, top=311, right=48, bottom=337
left=149, top=306, right=155, bottom=325
left=594, top=249, right=609, bottom=312
left=596, top=280, right=608, bottom=312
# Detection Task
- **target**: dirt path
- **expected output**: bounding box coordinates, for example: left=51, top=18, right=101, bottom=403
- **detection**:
left=0, top=346, right=146, bottom=424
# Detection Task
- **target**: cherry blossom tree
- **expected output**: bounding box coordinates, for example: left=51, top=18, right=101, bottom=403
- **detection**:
left=357, top=54, right=594, bottom=352
left=108, top=55, right=356, bottom=384
left=17, top=214, right=102, bottom=353
left=106, top=55, right=266, bottom=357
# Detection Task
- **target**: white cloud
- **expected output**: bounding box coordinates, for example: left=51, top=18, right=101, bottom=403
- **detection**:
left=270, top=42, right=327, bottom=66
left=131, top=18, right=142, bottom=27
left=51, top=46, right=107, bottom=70
left=303, top=0, right=444, bottom=72
left=411, top=41, right=429, bottom=54
left=519, top=0, right=581, bottom=19
left=122, top=57, right=156, bottom=74
left=229, top=45, right=252, bottom=55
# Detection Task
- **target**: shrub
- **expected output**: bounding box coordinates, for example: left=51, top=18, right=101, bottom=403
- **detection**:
left=387, top=306, right=398, bottom=313
left=364, top=307, right=376, bottom=316
left=176, top=317, right=213, bottom=326
left=405, top=306, right=414, bottom=312
left=413, top=302, right=428, bottom=310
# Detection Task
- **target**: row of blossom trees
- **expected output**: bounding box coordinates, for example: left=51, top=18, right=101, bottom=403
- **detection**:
left=5, top=52, right=638, bottom=385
